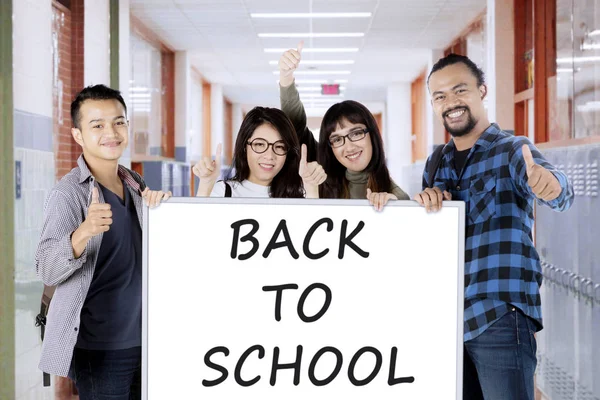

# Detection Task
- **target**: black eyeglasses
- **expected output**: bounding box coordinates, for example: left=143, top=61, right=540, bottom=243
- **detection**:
left=247, top=138, right=289, bottom=156
left=328, top=128, right=369, bottom=148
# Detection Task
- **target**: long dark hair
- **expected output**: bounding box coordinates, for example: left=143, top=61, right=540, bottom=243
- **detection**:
left=317, top=100, right=393, bottom=199
left=228, top=106, right=304, bottom=198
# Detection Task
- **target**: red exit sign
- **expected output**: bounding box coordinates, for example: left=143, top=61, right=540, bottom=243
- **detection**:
left=321, top=84, right=340, bottom=95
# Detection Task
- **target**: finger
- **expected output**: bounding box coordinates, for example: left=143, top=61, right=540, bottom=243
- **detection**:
left=380, top=194, right=392, bottom=211
left=101, top=218, right=113, bottom=226
left=528, top=166, right=543, bottom=190
left=542, top=188, right=560, bottom=202
left=443, top=190, right=452, bottom=201
left=537, top=180, right=551, bottom=198
left=283, top=53, right=299, bottom=68
left=424, top=188, right=439, bottom=211
left=414, top=193, right=425, bottom=206
left=377, top=193, right=384, bottom=212
left=301, top=144, right=308, bottom=166
left=192, top=164, right=201, bottom=177
left=203, top=157, right=215, bottom=172
left=297, top=40, right=304, bottom=54
left=89, top=203, right=112, bottom=211
left=153, top=191, right=163, bottom=208
left=91, top=187, right=99, bottom=204
left=434, top=187, right=443, bottom=211
left=316, top=172, right=327, bottom=185
left=164, top=191, right=172, bottom=201
left=422, top=191, right=433, bottom=212
left=280, top=56, right=296, bottom=71
left=521, top=144, right=536, bottom=175
left=141, top=187, right=150, bottom=198
left=366, top=188, right=372, bottom=200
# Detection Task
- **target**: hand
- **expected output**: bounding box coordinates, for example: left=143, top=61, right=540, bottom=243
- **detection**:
left=279, top=41, right=303, bottom=87
left=299, top=144, right=326, bottom=198
left=82, top=187, right=112, bottom=237
left=366, top=189, right=397, bottom=212
left=522, top=144, right=561, bottom=201
left=142, top=187, right=172, bottom=208
left=413, top=186, right=452, bottom=212
left=193, top=143, right=222, bottom=183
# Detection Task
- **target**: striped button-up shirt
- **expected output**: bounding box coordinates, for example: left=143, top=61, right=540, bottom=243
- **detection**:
left=422, top=124, right=574, bottom=341
left=35, top=155, right=146, bottom=376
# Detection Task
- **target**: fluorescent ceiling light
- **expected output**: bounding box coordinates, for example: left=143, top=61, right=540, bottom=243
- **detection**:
left=300, top=93, right=345, bottom=98
left=277, top=79, right=349, bottom=84
left=557, top=68, right=574, bottom=73
left=589, top=30, right=600, bottom=37
left=297, top=86, right=346, bottom=91
left=269, top=60, right=354, bottom=65
left=582, top=42, right=600, bottom=50
left=273, top=70, right=351, bottom=75
left=259, top=33, right=364, bottom=38
left=265, top=48, right=359, bottom=53
left=556, top=56, right=600, bottom=63
left=251, top=12, right=371, bottom=18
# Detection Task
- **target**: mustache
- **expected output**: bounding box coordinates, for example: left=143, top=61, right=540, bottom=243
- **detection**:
left=443, top=106, right=469, bottom=118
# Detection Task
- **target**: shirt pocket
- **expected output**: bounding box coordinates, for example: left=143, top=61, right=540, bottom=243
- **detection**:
left=469, top=173, right=497, bottom=224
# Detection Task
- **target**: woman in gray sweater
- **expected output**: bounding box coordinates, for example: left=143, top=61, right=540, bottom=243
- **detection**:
left=279, top=44, right=409, bottom=211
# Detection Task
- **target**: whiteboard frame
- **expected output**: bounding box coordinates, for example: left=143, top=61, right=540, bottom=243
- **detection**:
left=142, top=198, right=465, bottom=399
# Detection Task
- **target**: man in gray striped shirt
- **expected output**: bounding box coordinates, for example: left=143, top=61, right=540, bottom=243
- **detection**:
left=35, top=85, right=170, bottom=400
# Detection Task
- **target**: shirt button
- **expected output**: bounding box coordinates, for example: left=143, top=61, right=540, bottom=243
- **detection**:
left=74, top=327, right=78, bottom=332
left=456, top=185, right=461, bottom=190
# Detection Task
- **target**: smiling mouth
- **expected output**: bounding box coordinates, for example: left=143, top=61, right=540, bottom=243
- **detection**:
left=345, top=151, right=362, bottom=161
left=101, top=141, right=122, bottom=147
left=444, top=108, right=466, bottom=119
left=259, top=163, right=274, bottom=170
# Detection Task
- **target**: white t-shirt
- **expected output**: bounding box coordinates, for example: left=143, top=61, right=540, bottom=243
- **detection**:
left=210, top=180, right=270, bottom=198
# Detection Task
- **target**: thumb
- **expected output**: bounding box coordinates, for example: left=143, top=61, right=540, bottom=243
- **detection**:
left=366, top=188, right=372, bottom=199
left=521, top=144, right=536, bottom=174
left=91, top=187, right=99, bottom=204
left=297, top=40, right=304, bottom=54
left=443, top=190, right=452, bottom=201
left=300, top=144, right=308, bottom=167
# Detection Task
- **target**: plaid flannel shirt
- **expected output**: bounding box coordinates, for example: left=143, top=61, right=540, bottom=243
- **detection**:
left=422, top=123, right=574, bottom=341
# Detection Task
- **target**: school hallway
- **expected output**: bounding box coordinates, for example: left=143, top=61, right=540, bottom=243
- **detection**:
left=0, top=0, right=599, bottom=399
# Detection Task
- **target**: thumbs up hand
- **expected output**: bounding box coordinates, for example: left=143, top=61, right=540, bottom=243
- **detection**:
left=279, top=41, right=303, bottom=87
left=193, top=143, right=223, bottom=183
left=299, top=144, right=327, bottom=198
left=521, top=144, right=561, bottom=201
left=83, top=187, right=113, bottom=237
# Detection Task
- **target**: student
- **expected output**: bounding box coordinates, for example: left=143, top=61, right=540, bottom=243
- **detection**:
left=35, top=84, right=170, bottom=400
left=193, top=106, right=326, bottom=198
left=278, top=42, right=409, bottom=210
left=414, top=54, right=573, bottom=400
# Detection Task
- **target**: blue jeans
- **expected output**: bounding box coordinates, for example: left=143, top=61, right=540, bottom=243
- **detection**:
left=69, top=346, right=141, bottom=400
left=463, top=308, right=538, bottom=400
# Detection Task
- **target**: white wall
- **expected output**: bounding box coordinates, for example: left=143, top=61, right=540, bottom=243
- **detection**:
left=232, top=103, right=243, bottom=146
left=210, top=83, right=224, bottom=156
left=487, top=0, right=515, bottom=130
left=12, top=1, right=55, bottom=399
left=175, top=51, right=191, bottom=161
left=427, top=49, right=446, bottom=150
left=385, top=83, right=412, bottom=190
left=84, top=0, right=110, bottom=86
left=13, top=0, right=52, bottom=118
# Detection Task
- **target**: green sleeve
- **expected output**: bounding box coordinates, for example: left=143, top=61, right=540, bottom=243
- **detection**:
left=391, top=180, right=410, bottom=200
left=280, top=81, right=319, bottom=162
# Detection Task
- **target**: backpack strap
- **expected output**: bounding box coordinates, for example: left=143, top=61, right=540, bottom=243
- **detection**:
left=36, top=284, right=56, bottom=386
left=224, top=181, right=232, bottom=198
left=427, top=144, right=446, bottom=188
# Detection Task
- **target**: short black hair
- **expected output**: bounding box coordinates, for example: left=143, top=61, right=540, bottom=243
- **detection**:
left=427, top=53, right=486, bottom=88
left=71, top=84, right=127, bottom=129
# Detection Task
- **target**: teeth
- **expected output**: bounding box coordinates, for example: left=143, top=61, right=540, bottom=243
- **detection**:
left=346, top=152, right=360, bottom=160
left=448, top=109, right=465, bottom=118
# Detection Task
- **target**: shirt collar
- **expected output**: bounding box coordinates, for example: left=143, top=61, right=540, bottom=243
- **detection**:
left=77, top=154, right=142, bottom=195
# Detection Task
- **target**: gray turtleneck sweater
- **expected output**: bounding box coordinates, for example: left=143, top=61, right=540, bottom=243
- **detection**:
left=280, top=81, right=410, bottom=200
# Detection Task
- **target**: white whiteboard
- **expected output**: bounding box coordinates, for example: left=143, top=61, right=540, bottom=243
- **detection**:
left=143, top=198, right=465, bottom=400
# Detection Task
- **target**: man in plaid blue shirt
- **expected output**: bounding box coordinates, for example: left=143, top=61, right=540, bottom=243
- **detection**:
left=415, top=54, right=573, bottom=400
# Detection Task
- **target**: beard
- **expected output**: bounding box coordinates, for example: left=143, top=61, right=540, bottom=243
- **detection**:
left=443, top=107, right=477, bottom=138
